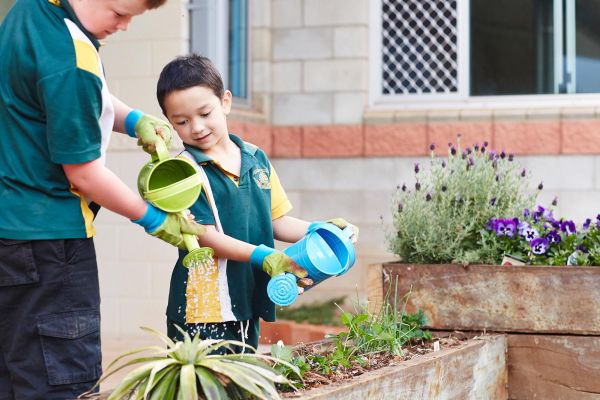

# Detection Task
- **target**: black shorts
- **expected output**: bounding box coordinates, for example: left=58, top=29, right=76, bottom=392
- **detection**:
left=0, top=238, right=101, bottom=400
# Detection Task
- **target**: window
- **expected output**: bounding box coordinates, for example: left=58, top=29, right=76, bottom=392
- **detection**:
left=189, top=0, right=249, bottom=100
left=373, top=0, right=600, bottom=104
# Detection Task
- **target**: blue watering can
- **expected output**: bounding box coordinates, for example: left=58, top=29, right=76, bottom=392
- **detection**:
left=267, top=222, right=356, bottom=306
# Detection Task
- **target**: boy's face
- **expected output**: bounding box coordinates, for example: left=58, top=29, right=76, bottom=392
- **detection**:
left=71, top=0, right=148, bottom=39
left=164, top=86, right=232, bottom=151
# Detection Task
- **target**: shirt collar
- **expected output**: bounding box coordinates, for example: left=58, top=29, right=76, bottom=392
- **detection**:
left=183, top=133, right=254, bottom=164
left=49, top=0, right=101, bottom=50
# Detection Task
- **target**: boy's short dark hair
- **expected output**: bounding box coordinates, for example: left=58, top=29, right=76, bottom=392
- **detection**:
left=146, top=0, right=167, bottom=9
left=157, top=54, right=224, bottom=113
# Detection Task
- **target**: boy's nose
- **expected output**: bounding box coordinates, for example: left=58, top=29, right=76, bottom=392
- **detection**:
left=192, top=119, right=206, bottom=134
left=117, top=17, right=132, bottom=31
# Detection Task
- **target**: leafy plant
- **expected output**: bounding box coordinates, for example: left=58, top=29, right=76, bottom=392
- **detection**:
left=389, top=139, right=538, bottom=264
left=90, top=326, right=300, bottom=400
left=276, top=297, right=345, bottom=326
left=271, top=279, right=432, bottom=391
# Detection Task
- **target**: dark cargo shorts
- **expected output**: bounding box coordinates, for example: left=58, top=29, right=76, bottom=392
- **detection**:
left=0, top=238, right=101, bottom=400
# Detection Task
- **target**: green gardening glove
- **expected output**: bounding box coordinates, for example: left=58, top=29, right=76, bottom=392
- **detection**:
left=125, top=109, right=173, bottom=153
left=250, top=245, right=312, bottom=287
left=326, top=218, right=359, bottom=243
left=132, top=204, right=206, bottom=249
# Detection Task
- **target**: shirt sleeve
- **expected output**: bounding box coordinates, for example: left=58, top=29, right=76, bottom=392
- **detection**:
left=37, top=67, right=103, bottom=164
left=270, top=163, right=292, bottom=220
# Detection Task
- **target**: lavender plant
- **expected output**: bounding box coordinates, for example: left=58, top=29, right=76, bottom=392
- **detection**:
left=389, top=139, right=538, bottom=264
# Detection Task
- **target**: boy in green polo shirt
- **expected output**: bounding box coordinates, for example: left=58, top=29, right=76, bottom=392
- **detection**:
left=156, top=54, right=359, bottom=351
left=0, top=0, right=206, bottom=398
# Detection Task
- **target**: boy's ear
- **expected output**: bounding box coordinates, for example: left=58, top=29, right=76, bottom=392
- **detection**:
left=222, top=90, right=233, bottom=114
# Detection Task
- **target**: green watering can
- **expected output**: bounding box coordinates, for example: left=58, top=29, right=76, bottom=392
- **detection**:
left=137, top=137, right=213, bottom=267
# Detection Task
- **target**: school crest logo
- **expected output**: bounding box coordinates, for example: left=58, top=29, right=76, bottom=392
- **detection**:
left=252, top=168, right=271, bottom=189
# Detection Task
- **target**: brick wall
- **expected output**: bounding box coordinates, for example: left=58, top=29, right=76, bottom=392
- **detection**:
left=97, top=0, right=600, bottom=338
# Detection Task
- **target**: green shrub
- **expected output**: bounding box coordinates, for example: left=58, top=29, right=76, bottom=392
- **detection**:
left=388, top=139, right=537, bottom=264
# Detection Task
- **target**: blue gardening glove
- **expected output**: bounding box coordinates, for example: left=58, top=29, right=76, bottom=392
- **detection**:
left=132, top=203, right=206, bottom=249
left=250, top=245, right=312, bottom=287
left=125, top=109, right=173, bottom=153
left=325, top=218, right=359, bottom=244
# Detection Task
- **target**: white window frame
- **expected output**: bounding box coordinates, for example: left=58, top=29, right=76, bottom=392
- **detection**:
left=188, top=0, right=251, bottom=106
left=369, top=0, right=600, bottom=110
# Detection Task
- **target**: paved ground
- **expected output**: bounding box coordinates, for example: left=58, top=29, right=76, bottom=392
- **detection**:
left=99, top=334, right=271, bottom=390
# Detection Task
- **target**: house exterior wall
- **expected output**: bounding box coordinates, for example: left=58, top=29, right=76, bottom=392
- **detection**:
left=96, top=0, right=600, bottom=338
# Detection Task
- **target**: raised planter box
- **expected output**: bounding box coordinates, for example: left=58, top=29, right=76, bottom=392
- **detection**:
left=289, top=335, right=507, bottom=400
left=368, top=263, right=600, bottom=399
left=260, top=320, right=345, bottom=345
left=96, top=335, right=507, bottom=400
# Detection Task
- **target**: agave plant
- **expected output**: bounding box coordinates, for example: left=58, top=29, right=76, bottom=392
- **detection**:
left=92, top=326, right=300, bottom=400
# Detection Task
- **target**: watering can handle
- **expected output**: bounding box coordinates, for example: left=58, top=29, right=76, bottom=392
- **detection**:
left=151, top=136, right=170, bottom=163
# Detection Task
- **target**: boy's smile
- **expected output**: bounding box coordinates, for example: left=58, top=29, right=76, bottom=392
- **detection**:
left=164, top=86, right=232, bottom=152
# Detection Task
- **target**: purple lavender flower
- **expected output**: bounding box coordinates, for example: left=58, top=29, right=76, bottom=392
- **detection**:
left=441, top=160, right=446, bottom=168
left=551, top=197, right=558, bottom=206
left=401, top=184, right=407, bottom=192
left=397, top=203, right=403, bottom=213
left=415, top=182, right=421, bottom=191
left=483, top=141, right=489, bottom=147
left=414, top=163, right=420, bottom=174
left=523, top=208, right=530, bottom=218
left=430, top=143, right=436, bottom=151
left=530, top=237, right=549, bottom=255
left=521, top=169, right=526, bottom=177
left=500, top=151, right=506, bottom=159
left=546, top=230, right=561, bottom=245
left=441, top=185, right=447, bottom=192
left=560, top=220, right=576, bottom=235
left=583, top=218, right=592, bottom=231
left=474, top=143, right=479, bottom=151
left=490, top=197, right=496, bottom=206
left=450, top=146, right=457, bottom=156
left=538, top=182, right=544, bottom=190
left=425, top=193, right=432, bottom=201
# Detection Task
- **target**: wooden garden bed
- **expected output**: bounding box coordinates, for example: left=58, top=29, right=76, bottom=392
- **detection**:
left=368, top=263, right=600, bottom=399
left=288, top=335, right=507, bottom=400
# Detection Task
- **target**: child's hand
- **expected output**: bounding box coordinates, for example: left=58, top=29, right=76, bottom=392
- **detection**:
left=250, top=245, right=313, bottom=287
left=326, top=218, right=359, bottom=243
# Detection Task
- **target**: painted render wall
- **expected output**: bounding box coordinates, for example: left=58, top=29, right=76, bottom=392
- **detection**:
left=97, top=0, right=600, bottom=338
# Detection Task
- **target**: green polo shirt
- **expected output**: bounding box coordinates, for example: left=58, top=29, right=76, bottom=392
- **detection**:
left=0, top=0, right=113, bottom=240
left=167, top=134, right=292, bottom=324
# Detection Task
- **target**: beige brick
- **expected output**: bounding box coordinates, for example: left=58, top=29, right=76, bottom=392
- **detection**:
left=102, top=41, right=152, bottom=78
left=272, top=93, right=333, bottom=125
left=273, top=28, right=333, bottom=61
left=113, top=0, right=188, bottom=41
left=334, top=92, right=367, bottom=124
left=150, top=39, right=188, bottom=75
left=252, top=61, right=271, bottom=93
left=272, top=62, right=302, bottom=93
left=251, top=28, right=272, bottom=60
left=272, top=0, right=303, bottom=28
left=251, top=0, right=271, bottom=28
left=304, top=59, right=367, bottom=92
left=304, top=0, right=368, bottom=26
left=334, top=26, right=368, bottom=58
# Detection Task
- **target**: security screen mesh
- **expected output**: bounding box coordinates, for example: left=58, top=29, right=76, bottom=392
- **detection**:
left=381, top=0, right=458, bottom=95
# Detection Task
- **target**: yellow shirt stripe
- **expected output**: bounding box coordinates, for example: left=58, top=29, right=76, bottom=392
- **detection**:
left=73, top=39, right=101, bottom=77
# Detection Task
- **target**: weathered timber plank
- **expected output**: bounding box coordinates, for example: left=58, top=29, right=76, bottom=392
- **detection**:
left=294, top=335, right=508, bottom=400
left=384, top=263, right=600, bottom=334
left=508, top=334, right=600, bottom=400
left=367, top=264, right=384, bottom=315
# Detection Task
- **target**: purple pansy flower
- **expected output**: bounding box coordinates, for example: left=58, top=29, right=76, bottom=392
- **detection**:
left=518, top=221, right=530, bottom=235
left=546, top=230, right=561, bottom=245
left=583, top=218, right=592, bottom=231
left=523, top=208, right=530, bottom=218
left=560, top=220, right=576, bottom=235
left=494, top=219, right=517, bottom=237
left=530, top=237, right=549, bottom=255
left=523, top=227, right=540, bottom=241
left=486, top=218, right=495, bottom=231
